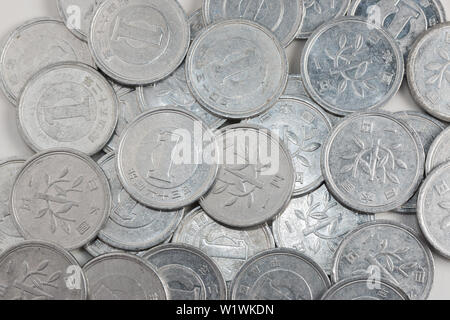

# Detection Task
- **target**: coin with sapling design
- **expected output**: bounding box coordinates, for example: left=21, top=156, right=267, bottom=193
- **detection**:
left=247, top=96, right=332, bottom=196
left=407, top=22, right=450, bottom=122
left=231, top=248, right=331, bottom=300
left=172, top=207, right=275, bottom=282
left=418, top=161, right=450, bottom=259
left=322, top=112, right=425, bottom=213
left=393, top=111, right=444, bottom=213
left=273, top=184, right=374, bottom=274
left=83, top=253, right=167, bottom=300
left=10, top=149, right=111, bottom=250
left=301, top=17, right=404, bottom=116
left=189, top=9, right=206, bottom=41
left=332, top=221, right=434, bottom=300
left=0, top=241, right=88, bottom=300
left=426, top=127, right=450, bottom=174
left=200, top=124, right=295, bottom=228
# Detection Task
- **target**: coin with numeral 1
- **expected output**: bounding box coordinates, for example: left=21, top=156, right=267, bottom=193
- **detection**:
left=321, top=112, right=425, bottom=213
left=10, top=149, right=111, bottom=250
left=426, top=127, right=450, bottom=174
left=332, top=221, right=434, bottom=300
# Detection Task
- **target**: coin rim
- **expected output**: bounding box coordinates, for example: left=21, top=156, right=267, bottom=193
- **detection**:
left=425, top=126, right=450, bottom=175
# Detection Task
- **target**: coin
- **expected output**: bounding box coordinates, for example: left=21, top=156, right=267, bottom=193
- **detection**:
left=18, top=62, right=118, bottom=156
left=301, top=17, right=404, bottom=116
left=186, top=20, right=288, bottom=119
left=321, top=112, right=425, bottom=213
left=200, top=124, right=295, bottom=228
left=0, top=18, right=94, bottom=105
left=426, top=127, right=450, bottom=174
left=85, top=238, right=151, bottom=257
left=297, top=0, right=351, bottom=39
left=418, top=161, right=450, bottom=259
left=172, top=207, right=275, bottom=282
left=0, top=241, right=87, bottom=300
left=203, top=0, right=304, bottom=47
left=350, top=0, right=446, bottom=60
left=393, top=111, right=445, bottom=213
left=117, top=107, right=218, bottom=210
left=89, top=0, right=190, bottom=85
left=321, top=277, right=409, bottom=300
left=273, top=184, right=374, bottom=274
left=137, top=63, right=226, bottom=129
left=231, top=248, right=330, bottom=300
left=0, top=159, right=25, bottom=254
left=10, top=149, right=111, bottom=250
left=83, top=253, right=167, bottom=300
left=284, top=74, right=309, bottom=98
left=332, top=221, right=434, bottom=300
left=407, top=22, right=450, bottom=122
left=97, top=153, right=184, bottom=251
left=247, top=96, right=332, bottom=196
left=189, top=9, right=206, bottom=41
left=142, top=243, right=227, bottom=300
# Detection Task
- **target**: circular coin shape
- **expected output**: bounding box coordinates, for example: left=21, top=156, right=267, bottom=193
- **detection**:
left=18, top=62, right=118, bottom=155
left=231, top=248, right=331, bottom=300
left=322, top=112, right=425, bottom=213
left=0, top=18, right=94, bottom=105
left=98, top=153, right=184, bottom=250
left=89, top=0, right=190, bottom=85
left=10, top=149, right=111, bottom=250
left=273, top=184, right=374, bottom=274
left=408, top=22, right=450, bottom=122
left=321, top=277, right=409, bottom=300
left=186, top=20, right=288, bottom=119
left=172, top=207, right=275, bottom=282
left=117, top=108, right=219, bottom=210
left=142, top=243, right=227, bottom=300
left=200, top=124, right=295, bottom=228
left=0, top=241, right=87, bottom=300
left=301, top=17, right=404, bottom=116
left=426, top=127, right=450, bottom=174
left=332, top=221, right=434, bottom=300
left=297, top=0, right=351, bottom=39
left=83, top=253, right=167, bottom=300
left=0, top=159, right=25, bottom=254
left=247, top=96, right=332, bottom=196
left=189, top=9, right=206, bottom=41
left=393, top=111, right=444, bottom=213
left=418, top=161, right=450, bottom=259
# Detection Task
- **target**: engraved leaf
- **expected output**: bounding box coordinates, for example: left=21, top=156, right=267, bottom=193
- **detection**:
left=400, top=262, right=418, bottom=271
left=438, top=202, right=450, bottom=210
left=378, top=154, right=389, bottom=168
left=323, top=191, right=331, bottom=203
left=386, top=171, right=400, bottom=184
left=339, top=34, right=347, bottom=49
left=391, top=143, right=402, bottom=150
left=307, top=194, right=314, bottom=207
left=37, top=260, right=49, bottom=272
left=48, top=271, right=61, bottom=283
left=395, top=247, right=410, bottom=255
left=355, top=34, right=363, bottom=51
left=363, top=80, right=376, bottom=90
left=60, top=221, right=71, bottom=235
left=355, top=61, right=369, bottom=79
left=307, top=203, right=321, bottom=215
left=212, top=184, right=228, bottom=194
left=294, top=209, right=306, bottom=221
left=341, top=153, right=358, bottom=160
left=36, top=208, right=48, bottom=218
left=380, top=239, right=388, bottom=250
left=310, top=212, right=328, bottom=220
left=295, top=155, right=311, bottom=167
left=340, top=164, right=354, bottom=174
left=313, top=1, right=322, bottom=14
left=328, top=219, right=338, bottom=235
left=303, top=142, right=321, bottom=152
left=386, top=255, right=395, bottom=273
left=396, top=159, right=408, bottom=169
left=439, top=49, right=450, bottom=61
left=338, top=79, right=347, bottom=94
left=352, top=82, right=365, bottom=98
left=55, top=185, right=66, bottom=197
left=59, top=168, right=69, bottom=179
left=72, top=176, right=84, bottom=188
left=426, top=63, right=443, bottom=71
left=224, top=197, right=238, bottom=207
left=427, top=73, right=440, bottom=85
left=50, top=213, right=57, bottom=234
left=23, top=262, right=29, bottom=275
left=286, top=131, right=300, bottom=146
left=31, top=277, right=43, bottom=290
left=353, top=137, right=365, bottom=149
left=44, top=173, right=50, bottom=186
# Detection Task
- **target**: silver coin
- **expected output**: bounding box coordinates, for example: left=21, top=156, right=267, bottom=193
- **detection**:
left=137, top=63, right=226, bottom=129
left=418, top=161, right=450, bottom=259
left=231, top=248, right=330, bottom=300
left=189, top=9, right=206, bottom=41
left=284, top=74, right=309, bottom=98
left=273, top=184, right=374, bottom=274
left=203, top=0, right=304, bottom=47
left=426, top=127, right=450, bottom=174
left=85, top=238, right=140, bottom=257
left=247, top=96, right=332, bottom=196
left=332, top=221, right=434, bottom=300
left=297, top=0, right=351, bottom=39
left=0, top=159, right=25, bottom=254
left=89, top=0, right=190, bottom=85
left=322, top=112, right=425, bottom=213
left=117, top=108, right=219, bottom=210
left=83, top=252, right=167, bottom=300
left=142, top=243, right=227, bottom=300
left=407, top=22, right=450, bottom=122
left=97, top=153, right=184, bottom=251
left=350, top=0, right=446, bottom=60
left=56, top=0, right=105, bottom=41
left=321, top=277, right=409, bottom=300
left=186, top=20, right=288, bottom=119
left=200, top=124, right=295, bottom=228
left=172, top=206, right=275, bottom=282
left=0, top=18, right=94, bottom=105
left=0, top=241, right=87, bottom=300
left=10, top=149, right=111, bottom=250
left=18, top=62, right=118, bottom=156
left=393, top=111, right=445, bottom=213
left=301, top=17, right=404, bottom=116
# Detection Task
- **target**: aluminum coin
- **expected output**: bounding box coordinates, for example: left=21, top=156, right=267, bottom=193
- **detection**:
left=426, top=127, right=450, bottom=174
left=85, top=238, right=142, bottom=257
left=189, top=9, right=206, bottom=41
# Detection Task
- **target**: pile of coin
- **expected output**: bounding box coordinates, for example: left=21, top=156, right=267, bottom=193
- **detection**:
left=0, top=0, right=448, bottom=300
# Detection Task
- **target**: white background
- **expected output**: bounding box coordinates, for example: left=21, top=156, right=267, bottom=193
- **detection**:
left=0, top=0, right=449, bottom=299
